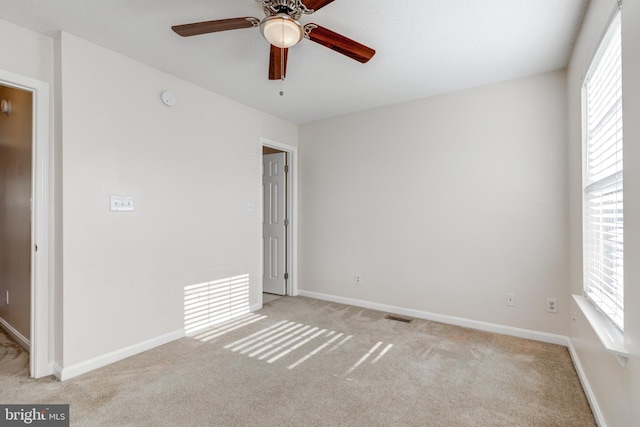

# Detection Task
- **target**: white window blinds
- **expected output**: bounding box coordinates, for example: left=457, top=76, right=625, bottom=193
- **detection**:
left=583, top=12, right=623, bottom=331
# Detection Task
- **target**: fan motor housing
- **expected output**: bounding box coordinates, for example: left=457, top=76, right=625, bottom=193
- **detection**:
left=259, top=0, right=312, bottom=20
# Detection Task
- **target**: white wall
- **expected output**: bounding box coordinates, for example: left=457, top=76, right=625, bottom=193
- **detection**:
left=567, top=0, right=640, bottom=425
left=0, top=19, right=54, bottom=84
left=58, top=33, right=297, bottom=368
left=0, top=18, right=299, bottom=376
left=299, top=70, right=569, bottom=335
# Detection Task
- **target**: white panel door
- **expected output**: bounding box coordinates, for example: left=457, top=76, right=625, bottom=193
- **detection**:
left=263, top=152, right=287, bottom=295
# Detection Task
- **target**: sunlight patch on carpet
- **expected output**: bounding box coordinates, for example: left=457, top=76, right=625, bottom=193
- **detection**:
left=184, top=274, right=251, bottom=334
left=222, top=318, right=393, bottom=373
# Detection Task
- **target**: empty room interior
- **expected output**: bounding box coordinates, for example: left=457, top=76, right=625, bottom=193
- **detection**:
left=0, top=0, right=638, bottom=425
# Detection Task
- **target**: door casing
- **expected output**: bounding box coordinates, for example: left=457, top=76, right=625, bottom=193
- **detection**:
left=0, top=69, right=51, bottom=378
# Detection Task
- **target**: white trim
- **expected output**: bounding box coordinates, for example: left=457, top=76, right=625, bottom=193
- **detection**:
left=56, top=329, right=184, bottom=381
left=0, top=69, right=51, bottom=379
left=567, top=339, right=607, bottom=426
left=52, top=362, right=62, bottom=380
left=0, top=317, right=30, bottom=350
left=259, top=138, right=298, bottom=297
left=298, top=290, right=569, bottom=346
left=572, top=294, right=628, bottom=366
left=250, top=302, right=263, bottom=312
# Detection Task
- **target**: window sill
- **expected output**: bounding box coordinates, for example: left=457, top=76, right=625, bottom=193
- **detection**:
left=572, top=294, right=628, bottom=367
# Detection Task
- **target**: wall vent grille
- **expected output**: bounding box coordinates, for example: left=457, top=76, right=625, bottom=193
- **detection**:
left=384, top=314, right=413, bottom=323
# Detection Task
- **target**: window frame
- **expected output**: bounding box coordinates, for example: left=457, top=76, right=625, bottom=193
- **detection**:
left=581, top=10, right=624, bottom=332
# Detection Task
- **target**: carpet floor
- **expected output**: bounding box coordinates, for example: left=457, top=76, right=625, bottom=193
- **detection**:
left=1, top=296, right=595, bottom=426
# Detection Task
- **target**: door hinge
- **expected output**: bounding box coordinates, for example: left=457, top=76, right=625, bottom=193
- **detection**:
left=284, top=218, right=289, bottom=226
left=34, top=244, right=38, bottom=252
left=284, top=165, right=289, bottom=173
left=284, top=273, right=289, bottom=280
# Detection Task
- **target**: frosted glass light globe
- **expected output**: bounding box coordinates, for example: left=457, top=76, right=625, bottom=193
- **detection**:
left=261, top=15, right=303, bottom=48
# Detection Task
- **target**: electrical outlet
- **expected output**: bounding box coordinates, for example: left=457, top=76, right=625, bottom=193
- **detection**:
left=506, top=293, right=516, bottom=307
left=355, top=275, right=362, bottom=285
left=546, top=298, right=558, bottom=313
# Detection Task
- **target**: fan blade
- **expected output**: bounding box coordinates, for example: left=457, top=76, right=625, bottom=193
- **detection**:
left=303, top=0, right=337, bottom=11
left=304, top=24, right=375, bottom=63
left=172, top=17, right=259, bottom=37
left=269, top=45, right=289, bottom=80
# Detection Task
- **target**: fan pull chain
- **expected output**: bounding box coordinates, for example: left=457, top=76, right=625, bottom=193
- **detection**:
left=280, top=47, right=285, bottom=96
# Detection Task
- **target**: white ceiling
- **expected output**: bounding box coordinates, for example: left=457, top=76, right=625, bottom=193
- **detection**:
left=0, top=0, right=588, bottom=123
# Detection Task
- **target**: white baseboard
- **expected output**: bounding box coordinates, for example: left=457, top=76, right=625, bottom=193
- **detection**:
left=57, top=329, right=184, bottom=381
left=52, top=362, right=63, bottom=380
left=0, top=316, right=30, bottom=351
left=298, top=290, right=569, bottom=347
left=57, top=304, right=267, bottom=382
left=567, top=339, right=606, bottom=427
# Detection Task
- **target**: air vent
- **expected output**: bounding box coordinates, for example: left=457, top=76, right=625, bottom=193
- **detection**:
left=384, top=314, right=413, bottom=324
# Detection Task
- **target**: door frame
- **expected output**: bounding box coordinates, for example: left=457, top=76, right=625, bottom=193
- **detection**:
left=260, top=137, right=297, bottom=297
left=0, top=69, right=51, bottom=378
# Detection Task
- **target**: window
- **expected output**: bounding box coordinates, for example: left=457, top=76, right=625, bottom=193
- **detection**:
left=582, top=11, right=623, bottom=331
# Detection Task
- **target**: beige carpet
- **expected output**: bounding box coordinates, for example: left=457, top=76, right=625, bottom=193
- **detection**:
left=1, top=296, right=595, bottom=426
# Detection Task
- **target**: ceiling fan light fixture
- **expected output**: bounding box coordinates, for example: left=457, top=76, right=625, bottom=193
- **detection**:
left=260, top=14, right=303, bottom=48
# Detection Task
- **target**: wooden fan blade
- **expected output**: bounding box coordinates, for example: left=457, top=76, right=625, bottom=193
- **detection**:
left=303, top=0, right=337, bottom=11
left=172, top=17, right=259, bottom=37
left=269, top=45, right=289, bottom=80
left=304, top=24, right=375, bottom=63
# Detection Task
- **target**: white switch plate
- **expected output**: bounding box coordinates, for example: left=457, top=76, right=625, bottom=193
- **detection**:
left=110, top=195, right=134, bottom=212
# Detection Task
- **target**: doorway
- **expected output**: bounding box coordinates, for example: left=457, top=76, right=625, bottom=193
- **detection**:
left=0, top=70, right=51, bottom=379
left=261, top=138, right=297, bottom=302
left=263, top=147, right=287, bottom=296
left=0, top=85, right=32, bottom=351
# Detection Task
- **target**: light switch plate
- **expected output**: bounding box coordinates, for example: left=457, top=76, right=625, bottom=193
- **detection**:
left=110, top=195, right=134, bottom=212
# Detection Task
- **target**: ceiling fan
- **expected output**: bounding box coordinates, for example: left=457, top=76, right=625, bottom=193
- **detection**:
left=172, top=0, right=376, bottom=80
